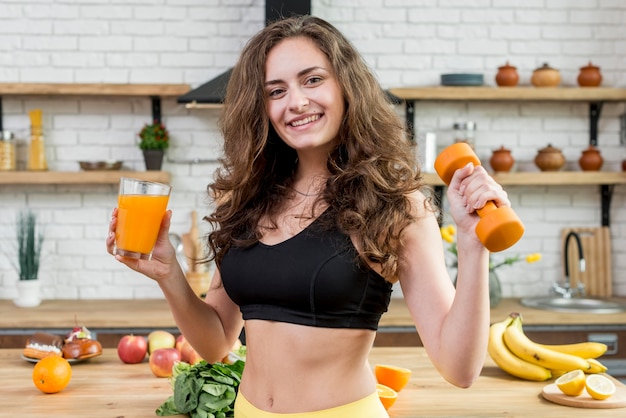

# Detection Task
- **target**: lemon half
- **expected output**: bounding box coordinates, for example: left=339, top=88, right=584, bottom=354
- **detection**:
left=585, top=374, right=616, bottom=400
left=555, top=369, right=586, bottom=396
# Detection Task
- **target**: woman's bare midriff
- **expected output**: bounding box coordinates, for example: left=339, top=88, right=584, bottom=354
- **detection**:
left=239, top=319, right=378, bottom=414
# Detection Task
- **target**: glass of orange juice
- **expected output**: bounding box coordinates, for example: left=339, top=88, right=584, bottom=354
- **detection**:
left=114, top=177, right=171, bottom=260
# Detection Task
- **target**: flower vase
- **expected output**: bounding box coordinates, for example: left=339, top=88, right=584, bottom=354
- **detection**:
left=143, top=150, right=164, bottom=171
left=453, top=270, right=502, bottom=308
left=14, top=279, right=41, bottom=308
left=489, top=270, right=502, bottom=308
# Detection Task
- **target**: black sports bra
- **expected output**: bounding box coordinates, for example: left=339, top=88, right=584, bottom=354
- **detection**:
left=220, top=211, right=392, bottom=330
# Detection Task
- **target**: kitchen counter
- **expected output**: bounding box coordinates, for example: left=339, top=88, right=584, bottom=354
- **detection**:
left=0, top=347, right=622, bottom=417
left=3, top=297, right=626, bottom=330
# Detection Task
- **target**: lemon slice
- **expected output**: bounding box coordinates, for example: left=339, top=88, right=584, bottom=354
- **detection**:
left=585, top=374, right=616, bottom=400
left=555, top=369, right=586, bottom=396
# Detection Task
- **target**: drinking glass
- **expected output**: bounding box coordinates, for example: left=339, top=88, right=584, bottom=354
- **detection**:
left=114, top=177, right=171, bottom=260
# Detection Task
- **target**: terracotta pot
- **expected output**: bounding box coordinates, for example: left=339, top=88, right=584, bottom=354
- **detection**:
left=534, top=144, right=565, bottom=171
left=489, top=146, right=515, bottom=172
left=578, top=145, right=603, bottom=171
left=531, top=63, right=561, bottom=88
left=577, top=62, right=602, bottom=87
left=495, top=62, right=519, bottom=87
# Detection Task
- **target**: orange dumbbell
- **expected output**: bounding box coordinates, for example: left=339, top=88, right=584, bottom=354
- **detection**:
left=434, top=142, right=524, bottom=252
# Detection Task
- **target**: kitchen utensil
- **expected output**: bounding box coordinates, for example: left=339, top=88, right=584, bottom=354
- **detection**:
left=542, top=374, right=626, bottom=408
left=531, top=63, right=561, bottom=87
left=578, top=145, right=603, bottom=171
left=495, top=61, right=519, bottom=87
left=434, top=142, right=525, bottom=252
left=489, top=146, right=515, bottom=172
left=440, top=73, right=484, bottom=86
left=169, top=233, right=188, bottom=272
left=182, top=211, right=201, bottom=272
left=577, top=62, right=602, bottom=87
left=534, top=144, right=565, bottom=171
left=79, top=161, right=123, bottom=171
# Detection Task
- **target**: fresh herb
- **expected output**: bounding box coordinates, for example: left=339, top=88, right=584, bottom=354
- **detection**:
left=156, top=360, right=245, bottom=418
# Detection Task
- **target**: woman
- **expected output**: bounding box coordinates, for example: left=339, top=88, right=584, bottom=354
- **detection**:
left=107, top=16, right=510, bottom=418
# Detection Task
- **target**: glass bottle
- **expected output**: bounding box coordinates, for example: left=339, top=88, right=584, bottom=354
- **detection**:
left=0, top=131, right=16, bottom=171
left=27, top=109, right=47, bottom=171
left=453, top=121, right=476, bottom=149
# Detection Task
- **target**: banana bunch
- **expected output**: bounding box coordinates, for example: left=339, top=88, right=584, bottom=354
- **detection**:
left=488, top=313, right=608, bottom=381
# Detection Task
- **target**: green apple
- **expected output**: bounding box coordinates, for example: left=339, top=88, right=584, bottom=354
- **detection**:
left=147, top=330, right=176, bottom=354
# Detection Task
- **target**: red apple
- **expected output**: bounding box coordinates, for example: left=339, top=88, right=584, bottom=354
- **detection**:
left=149, top=348, right=181, bottom=378
left=117, top=334, right=148, bottom=364
left=175, top=334, right=186, bottom=352
left=147, top=330, right=176, bottom=354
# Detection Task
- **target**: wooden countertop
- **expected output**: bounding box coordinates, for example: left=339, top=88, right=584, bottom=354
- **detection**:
left=0, top=347, right=622, bottom=417
left=2, top=298, right=626, bottom=331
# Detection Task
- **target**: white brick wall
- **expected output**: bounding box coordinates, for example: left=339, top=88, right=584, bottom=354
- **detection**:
left=0, top=0, right=624, bottom=300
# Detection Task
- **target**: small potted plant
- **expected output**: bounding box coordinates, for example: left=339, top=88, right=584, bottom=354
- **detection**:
left=138, top=120, right=169, bottom=170
left=13, top=210, right=45, bottom=307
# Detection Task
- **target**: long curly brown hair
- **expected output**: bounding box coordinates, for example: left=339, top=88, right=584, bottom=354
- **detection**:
left=206, top=15, right=427, bottom=279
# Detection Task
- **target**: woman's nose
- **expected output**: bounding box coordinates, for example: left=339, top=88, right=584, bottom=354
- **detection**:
left=288, top=88, right=309, bottom=112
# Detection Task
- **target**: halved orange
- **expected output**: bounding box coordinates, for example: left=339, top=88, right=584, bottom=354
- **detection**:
left=376, top=383, right=398, bottom=410
left=375, top=364, right=412, bottom=392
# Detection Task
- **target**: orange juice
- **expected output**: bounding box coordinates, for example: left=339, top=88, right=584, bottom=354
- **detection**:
left=116, top=194, right=169, bottom=258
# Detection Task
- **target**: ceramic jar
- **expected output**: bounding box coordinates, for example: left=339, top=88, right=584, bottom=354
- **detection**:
left=531, top=63, right=561, bottom=87
left=489, top=146, right=515, bottom=172
left=577, top=62, right=602, bottom=87
left=534, top=144, right=566, bottom=171
left=622, top=160, right=626, bottom=172
left=578, top=145, right=603, bottom=171
left=495, top=62, right=519, bottom=87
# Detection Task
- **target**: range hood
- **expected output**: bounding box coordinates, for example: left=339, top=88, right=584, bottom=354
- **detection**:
left=177, top=0, right=311, bottom=108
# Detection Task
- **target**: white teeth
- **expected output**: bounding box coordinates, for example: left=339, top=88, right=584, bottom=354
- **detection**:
left=290, top=114, right=320, bottom=127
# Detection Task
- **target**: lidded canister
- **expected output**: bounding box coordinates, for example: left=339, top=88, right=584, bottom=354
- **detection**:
left=453, top=121, right=477, bottom=149
left=0, top=131, right=16, bottom=171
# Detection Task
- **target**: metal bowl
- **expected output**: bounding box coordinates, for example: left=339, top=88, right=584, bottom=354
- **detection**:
left=78, top=161, right=123, bottom=171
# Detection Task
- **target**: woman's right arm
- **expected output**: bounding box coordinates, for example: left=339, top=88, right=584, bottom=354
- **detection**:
left=106, top=208, right=244, bottom=362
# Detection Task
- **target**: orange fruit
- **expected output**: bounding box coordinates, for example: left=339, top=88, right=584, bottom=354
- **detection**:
left=555, top=369, right=586, bottom=396
left=585, top=374, right=615, bottom=400
left=32, top=356, right=72, bottom=394
left=376, top=383, right=398, bottom=410
left=374, top=364, right=412, bottom=392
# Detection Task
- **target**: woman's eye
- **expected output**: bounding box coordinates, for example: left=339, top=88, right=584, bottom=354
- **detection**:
left=268, top=88, right=285, bottom=98
left=305, top=76, right=322, bottom=85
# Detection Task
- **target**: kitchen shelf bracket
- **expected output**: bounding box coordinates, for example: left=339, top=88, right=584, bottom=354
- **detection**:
left=151, top=96, right=162, bottom=123
left=589, top=101, right=603, bottom=146
left=600, top=184, right=613, bottom=227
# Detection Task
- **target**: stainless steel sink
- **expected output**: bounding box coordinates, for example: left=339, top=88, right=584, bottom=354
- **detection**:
left=520, top=297, right=626, bottom=314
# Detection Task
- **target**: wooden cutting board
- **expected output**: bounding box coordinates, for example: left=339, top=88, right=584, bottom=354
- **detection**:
left=542, top=374, right=626, bottom=409
left=562, top=227, right=612, bottom=297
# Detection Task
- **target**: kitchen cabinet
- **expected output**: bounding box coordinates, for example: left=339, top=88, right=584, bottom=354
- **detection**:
left=388, top=86, right=626, bottom=226
left=0, top=82, right=189, bottom=185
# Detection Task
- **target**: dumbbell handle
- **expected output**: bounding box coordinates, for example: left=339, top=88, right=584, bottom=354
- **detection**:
left=434, top=142, right=524, bottom=252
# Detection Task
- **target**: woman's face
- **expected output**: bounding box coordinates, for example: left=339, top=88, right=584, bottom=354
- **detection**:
left=264, top=37, right=345, bottom=154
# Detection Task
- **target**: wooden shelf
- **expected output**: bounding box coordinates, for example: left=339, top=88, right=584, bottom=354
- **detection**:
left=0, top=83, right=189, bottom=97
left=388, top=86, right=626, bottom=102
left=0, top=171, right=170, bottom=185
left=422, top=171, right=626, bottom=187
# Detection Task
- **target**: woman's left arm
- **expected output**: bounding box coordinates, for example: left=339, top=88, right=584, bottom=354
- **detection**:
left=398, top=164, right=510, bottom=388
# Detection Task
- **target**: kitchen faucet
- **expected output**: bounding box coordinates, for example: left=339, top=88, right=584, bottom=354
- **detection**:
left=552, top=231, right=586, bottom=298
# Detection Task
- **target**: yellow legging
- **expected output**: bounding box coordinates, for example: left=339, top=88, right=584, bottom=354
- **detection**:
left=234, top=391, right=390, bottom=418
